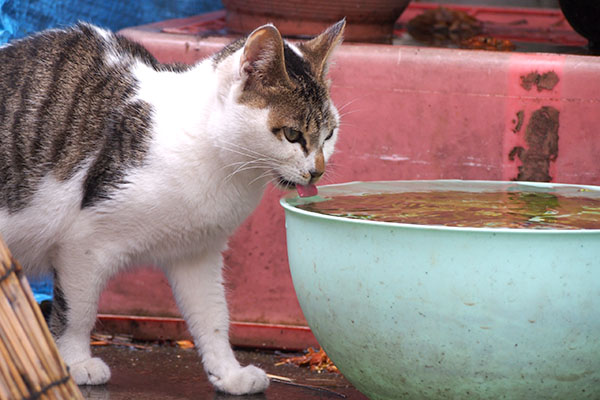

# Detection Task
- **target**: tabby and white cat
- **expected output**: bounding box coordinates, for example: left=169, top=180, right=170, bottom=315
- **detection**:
left=0, top=20, right=344, bottom=395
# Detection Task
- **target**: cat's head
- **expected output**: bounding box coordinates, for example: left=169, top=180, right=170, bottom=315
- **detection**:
left=214, top=20, right=345, bottom=194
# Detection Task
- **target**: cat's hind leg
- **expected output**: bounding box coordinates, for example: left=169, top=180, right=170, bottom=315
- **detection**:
left=165, top=250, right=270, bottom=395
left=50, top=257, right=111, bottom=385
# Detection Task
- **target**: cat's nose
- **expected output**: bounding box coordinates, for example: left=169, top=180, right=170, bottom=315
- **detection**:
left=309, top=169, right=323, bottom=183
left=309, top=149, right=325, bottom=183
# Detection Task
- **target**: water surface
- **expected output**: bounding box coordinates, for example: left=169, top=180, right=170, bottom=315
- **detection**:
left=296, top=185, right=600, bottom=230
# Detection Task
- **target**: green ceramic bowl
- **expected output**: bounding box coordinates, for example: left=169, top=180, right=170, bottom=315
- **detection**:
left=280, top=180, right=600, bottom=400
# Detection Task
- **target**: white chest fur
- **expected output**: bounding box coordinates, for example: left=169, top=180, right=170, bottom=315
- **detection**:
left=90, top=59, right=271, bottom=265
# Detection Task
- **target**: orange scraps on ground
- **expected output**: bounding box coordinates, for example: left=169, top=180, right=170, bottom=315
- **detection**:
left=276, top=347, right=339, bottom=373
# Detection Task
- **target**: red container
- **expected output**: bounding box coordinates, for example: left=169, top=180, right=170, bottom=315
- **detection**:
left=222, top=0, right=410, bottom=43
left=101, top=5, right=600, bottom=350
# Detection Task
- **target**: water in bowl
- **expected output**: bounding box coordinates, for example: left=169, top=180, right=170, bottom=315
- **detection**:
left=297, top=184, right=600, bottom=230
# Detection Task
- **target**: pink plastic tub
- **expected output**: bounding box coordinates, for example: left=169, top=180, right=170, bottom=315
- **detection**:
left=98, top=5, right=600, bottom=349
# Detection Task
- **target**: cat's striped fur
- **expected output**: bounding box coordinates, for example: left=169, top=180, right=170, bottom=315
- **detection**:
left=0, top=23, right=183, bottom=212
left=0, top=20, right=344, bottom=395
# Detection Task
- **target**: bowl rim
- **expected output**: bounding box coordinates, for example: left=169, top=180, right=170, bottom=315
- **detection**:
left=280, top=179, right=600, bottom=234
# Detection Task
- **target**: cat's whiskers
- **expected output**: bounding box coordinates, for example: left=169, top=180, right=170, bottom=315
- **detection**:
left=321, top=169, right=341, bottom=185
left=219, top=159, right=261, bottom=173
left=325, top=159, right=343, bottom=172
left=264, top=177, right=282, bottom=194
left=337, top=120, right=357, bottom=132
left=223, top=158, right=273, bottom=173
left=336, top=97, right=360, bottom=113
left=338, top=108, right=363, bottom=121
left=336, top=97, right=363, bottom=124
left=215, top=146, right=280, bottom=179
left=216, top=139, right=276, bottom=162
left=248, top=169, right=275, bottom=187
left=323, top=161, right=339, bottom=175
left=214, top=144, right=264, bottom=162
left=215, top=140, right=286, bottom=185
left=231, top=161, right=272, bottom=177
left=223, top=160, right=274, bottom=183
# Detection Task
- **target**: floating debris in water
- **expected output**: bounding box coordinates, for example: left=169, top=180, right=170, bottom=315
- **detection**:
left=297, top=190, right=600, bottom=230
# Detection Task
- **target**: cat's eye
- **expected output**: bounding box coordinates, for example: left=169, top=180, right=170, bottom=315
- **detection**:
left=325, top=129, right=335, bottom=141
left=283, top=127, right=302, bottom=143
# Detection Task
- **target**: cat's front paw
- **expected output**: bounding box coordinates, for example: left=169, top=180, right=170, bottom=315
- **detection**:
left=209, top=364, right=269, bottom=395
left=70, top=357, right=111, bottom=385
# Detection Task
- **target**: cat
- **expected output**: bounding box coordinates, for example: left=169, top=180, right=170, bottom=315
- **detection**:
left=0, top=19, right=344, bottom=395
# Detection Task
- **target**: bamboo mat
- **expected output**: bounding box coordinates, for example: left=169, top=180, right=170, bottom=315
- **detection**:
left=0, top=237, right=83, bottom=400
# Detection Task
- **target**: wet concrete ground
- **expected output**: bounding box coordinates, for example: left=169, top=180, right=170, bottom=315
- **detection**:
left=80, top=344, right=369, bottom=400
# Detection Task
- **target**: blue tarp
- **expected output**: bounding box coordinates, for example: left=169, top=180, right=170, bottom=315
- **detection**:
left=1, top=0, right=223, bottom=300
left=1, top=0, right=222, bottom=43
left=28, top=276, right=53, bottom=303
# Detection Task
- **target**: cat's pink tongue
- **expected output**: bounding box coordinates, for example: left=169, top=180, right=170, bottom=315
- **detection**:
left=297, top=183, right=318, bottom=198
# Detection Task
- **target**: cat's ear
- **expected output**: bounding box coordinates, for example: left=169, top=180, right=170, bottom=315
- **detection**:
left=301, top=19, right=346, bottom=80
left=240, top=24, right=292, bottom=88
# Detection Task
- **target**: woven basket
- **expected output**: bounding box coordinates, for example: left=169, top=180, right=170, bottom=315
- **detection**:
left=0, top=237, right=83, bottom=400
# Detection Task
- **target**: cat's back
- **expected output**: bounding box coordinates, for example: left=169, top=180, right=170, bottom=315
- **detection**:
left=0, top=22, right=165, bottom=98
left=0, top=23, right=138, bottom=128
left=0, top=23, right=168, bottom=213
left=0, top=23, right=172, bottom=271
